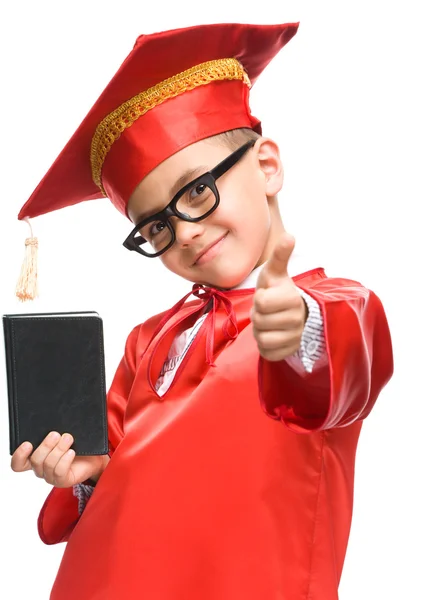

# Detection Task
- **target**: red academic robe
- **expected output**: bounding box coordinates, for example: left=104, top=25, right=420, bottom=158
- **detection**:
left=38, top=268, right=393, bottom=600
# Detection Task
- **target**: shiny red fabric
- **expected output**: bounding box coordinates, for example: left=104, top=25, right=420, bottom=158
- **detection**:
left=38, top=269, right=393, bottom=600
left=18, top=22, right=298, bottom=221
left=103, top=80, right=260, bottom=215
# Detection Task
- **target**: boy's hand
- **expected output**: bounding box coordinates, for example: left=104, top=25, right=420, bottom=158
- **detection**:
left=11, top=432, right=109, bottom=488
left=251, top=233, right=307, bottom=362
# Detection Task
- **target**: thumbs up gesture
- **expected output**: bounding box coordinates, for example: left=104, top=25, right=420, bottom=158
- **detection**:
left=251, top=234, right=307, bottom=362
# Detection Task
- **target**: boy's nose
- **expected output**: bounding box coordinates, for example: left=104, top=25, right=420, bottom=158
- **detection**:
left=173, top=218, right=205, bottom=246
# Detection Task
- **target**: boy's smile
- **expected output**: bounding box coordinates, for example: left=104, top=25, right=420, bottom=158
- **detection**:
left=127, top=132, right=286, bottom=289
left=192, top=232, right=229, bottom=266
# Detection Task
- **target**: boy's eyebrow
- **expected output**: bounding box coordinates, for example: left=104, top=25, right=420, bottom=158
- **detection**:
left=169, top=166, right=209, bottom=199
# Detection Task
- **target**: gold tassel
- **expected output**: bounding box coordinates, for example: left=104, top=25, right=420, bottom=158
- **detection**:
left=15, top=217, right=39, bottom=302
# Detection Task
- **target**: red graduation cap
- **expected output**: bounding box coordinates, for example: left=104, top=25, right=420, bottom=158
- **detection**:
left=15, top=22, right=299, bottom=300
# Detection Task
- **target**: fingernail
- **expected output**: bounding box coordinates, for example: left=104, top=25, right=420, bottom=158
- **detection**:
left=62, top=433, right=73, bottom=444
left=49, top=432, right=61, bottom=441
left=21, top=442, right=32, bottom=452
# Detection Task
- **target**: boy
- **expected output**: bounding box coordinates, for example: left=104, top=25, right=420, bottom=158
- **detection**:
left=10, top=22, right=393, bottom=599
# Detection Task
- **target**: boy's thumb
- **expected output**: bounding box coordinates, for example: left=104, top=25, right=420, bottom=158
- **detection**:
left=257, top=234, right=295, bottom=288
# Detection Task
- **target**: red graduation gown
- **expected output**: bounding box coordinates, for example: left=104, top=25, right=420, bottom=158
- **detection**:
left=38, top=268, right=393, bottom=600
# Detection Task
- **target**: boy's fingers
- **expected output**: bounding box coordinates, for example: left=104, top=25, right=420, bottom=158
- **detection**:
left=28, top=431, right=62, bottom=478
left=255, top=329, right=300, bottom=352
left=253, top=285, right=302, bottom=315
left=251, top=307, right=303, bottom=332
left=52, top=449, right=76, bottom=487
left=10, top=441, right=33, bottom=472
left=37, top=434, right=75, bottom=483
left=42, top=434, right=75, bottom=476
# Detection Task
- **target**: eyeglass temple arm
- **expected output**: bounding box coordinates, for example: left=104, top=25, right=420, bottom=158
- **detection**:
left=211, top=140, right=256, bottom=179
left=123, top=235, right=147, bottom=250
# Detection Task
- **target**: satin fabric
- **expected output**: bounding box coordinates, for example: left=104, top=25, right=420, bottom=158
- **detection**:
left=39, top=268, right=393, bottom=600
left=18, top=23, right=298, bottom=222
left=102, top=80, right=259, bottom=213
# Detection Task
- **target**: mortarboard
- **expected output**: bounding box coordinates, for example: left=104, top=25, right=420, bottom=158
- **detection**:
left=15, top=22, right=299, bottom=300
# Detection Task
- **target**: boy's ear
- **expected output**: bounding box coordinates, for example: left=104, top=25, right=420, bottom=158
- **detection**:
left=253, top=137, right=284, bottom=197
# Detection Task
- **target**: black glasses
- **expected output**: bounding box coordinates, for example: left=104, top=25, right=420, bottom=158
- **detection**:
left=123, top=139, right=256, bottom=258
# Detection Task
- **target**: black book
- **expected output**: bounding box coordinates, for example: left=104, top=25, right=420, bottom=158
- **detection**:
left=3, top=311, right=108, bottom=456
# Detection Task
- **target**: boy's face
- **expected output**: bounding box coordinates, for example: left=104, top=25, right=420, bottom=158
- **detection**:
left=127, top=136, right=284, bottom=289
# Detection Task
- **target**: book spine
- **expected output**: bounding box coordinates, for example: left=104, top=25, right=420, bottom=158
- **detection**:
left=93, top=316, right=109, bottom=455
left=2, top=317, right=18, bottom=454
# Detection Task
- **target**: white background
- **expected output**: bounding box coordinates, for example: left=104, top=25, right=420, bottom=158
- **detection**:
left=0, top=1, right=436, bottom=598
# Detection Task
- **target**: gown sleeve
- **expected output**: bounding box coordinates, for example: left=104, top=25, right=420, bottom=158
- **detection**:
left=258, top=277, right=393, bottom=432
left=38, top=324, right=142, bottom=544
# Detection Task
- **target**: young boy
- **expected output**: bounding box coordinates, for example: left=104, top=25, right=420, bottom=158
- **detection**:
left=11, top=22, right=393, bottom=600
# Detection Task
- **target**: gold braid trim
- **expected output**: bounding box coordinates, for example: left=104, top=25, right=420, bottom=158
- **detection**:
left=90, top=58, right=251, bottom=195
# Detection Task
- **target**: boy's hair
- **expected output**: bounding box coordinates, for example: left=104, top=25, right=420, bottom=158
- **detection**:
left=209, top=127, right=260, bottom=150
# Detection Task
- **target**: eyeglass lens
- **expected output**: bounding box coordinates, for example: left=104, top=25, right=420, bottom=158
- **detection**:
left=135, top=179, right=217, bottom=253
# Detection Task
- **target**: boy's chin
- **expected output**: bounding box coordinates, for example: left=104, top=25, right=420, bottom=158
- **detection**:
left=190, top=270, right=252, bottom=290
left=176, top=257, right=256, bottom=290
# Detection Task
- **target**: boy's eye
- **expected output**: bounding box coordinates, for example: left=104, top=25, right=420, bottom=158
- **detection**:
left=189, top=183, right=207, bottom=199
left=148, top=220, right=167, bottom=238
left=178, top=182, right=214, bottom=217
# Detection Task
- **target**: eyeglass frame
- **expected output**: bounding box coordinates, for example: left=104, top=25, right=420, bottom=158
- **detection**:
left=122, top=139, right=256, bottom=258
